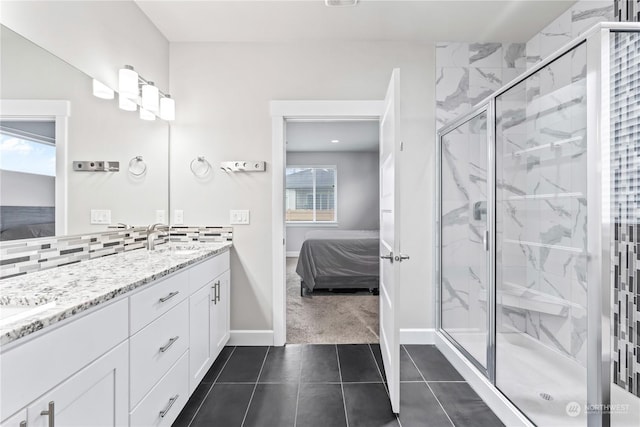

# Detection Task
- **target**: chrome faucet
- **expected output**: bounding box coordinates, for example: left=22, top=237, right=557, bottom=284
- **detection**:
left=146, top=223, right=169, bottom=251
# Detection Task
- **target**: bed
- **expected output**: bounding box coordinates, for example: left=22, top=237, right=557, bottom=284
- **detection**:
left=0, top=206, right=55, bottom=241
left=296, top=230, right=380, bottom=295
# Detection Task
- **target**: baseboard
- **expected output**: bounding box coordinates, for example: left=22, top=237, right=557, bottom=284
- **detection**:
left=399, top=328, right=435, bottom=345
left=435, top=332, right=533, bottom=427
left=286, top=251, right=299, bottom=258
left=228, top=330, right=274, bottom=346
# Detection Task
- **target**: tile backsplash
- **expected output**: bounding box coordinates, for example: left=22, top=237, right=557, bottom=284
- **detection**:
left=0, top=226, right=233, bottom=280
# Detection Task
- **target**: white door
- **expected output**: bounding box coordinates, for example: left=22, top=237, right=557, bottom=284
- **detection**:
left=189, top=284, right=213, bottom=392
left=379, top=68, right=402, bottom=413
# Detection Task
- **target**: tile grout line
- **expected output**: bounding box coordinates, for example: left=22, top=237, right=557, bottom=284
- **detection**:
left=186, top=346, right=237, bottom=427
left=335, top=345, right=350, bottom=427
left=367, top=343, right=388, bottom=393
left=367, top=343, right=402, bottom=427
left=403, top=346, right=455, bottom=427
left=293, top=345, right=304, bottom=427
left=240, top=347, right=271, bottom=427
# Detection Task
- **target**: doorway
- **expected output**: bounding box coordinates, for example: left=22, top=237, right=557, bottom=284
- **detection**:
left=284, top=119, right=381, bottom=344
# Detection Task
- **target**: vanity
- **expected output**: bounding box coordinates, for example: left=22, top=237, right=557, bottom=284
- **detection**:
left=0, top=242, right=231, bottom=427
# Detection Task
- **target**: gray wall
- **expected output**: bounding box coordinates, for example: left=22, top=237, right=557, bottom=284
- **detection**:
left=285, top=151, right=379, bottom=254
left=0, top=170, right=54, bottom=207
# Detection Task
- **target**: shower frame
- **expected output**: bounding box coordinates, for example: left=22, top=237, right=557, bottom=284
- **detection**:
left=435, top=22, right=640, bottom=427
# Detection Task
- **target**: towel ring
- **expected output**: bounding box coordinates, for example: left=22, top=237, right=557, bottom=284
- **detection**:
left=190, top=156, right=211, bottom=177
left=128, top=156, right=147, bottom=176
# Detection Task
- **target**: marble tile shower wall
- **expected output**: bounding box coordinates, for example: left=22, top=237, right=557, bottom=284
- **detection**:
left=435, top=41, right=526, bottom=130
left=0, top=226, right=233, bottom=280
left=526, top=0, right=614, bottom=69
left=611, top=31, right=640, bottom=398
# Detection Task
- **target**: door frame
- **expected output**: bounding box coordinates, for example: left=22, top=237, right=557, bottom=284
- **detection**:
left=0, top=99, right=70, bottom=236
left=270, top=100, right=384, bottom=346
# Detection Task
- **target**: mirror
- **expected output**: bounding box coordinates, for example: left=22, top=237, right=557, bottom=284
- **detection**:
left=0, top=25, right=169, bottom=241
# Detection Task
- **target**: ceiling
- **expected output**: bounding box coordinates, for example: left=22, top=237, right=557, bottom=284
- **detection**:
left=136, top=0, right=575, bottom=43
left=286, top=120, right=379, bottom=152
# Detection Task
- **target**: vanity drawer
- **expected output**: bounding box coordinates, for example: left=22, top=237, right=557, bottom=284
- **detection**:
left=189, top=251, right=230, bottom=293
left=130, top=351, right=189, bottom=427
left=130, top=300, right=189, bottom=407
left=130, top=270, right=188, bottom=334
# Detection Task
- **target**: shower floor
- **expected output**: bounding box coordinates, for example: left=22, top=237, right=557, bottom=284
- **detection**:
left=445, top=331, right=640, bottom=426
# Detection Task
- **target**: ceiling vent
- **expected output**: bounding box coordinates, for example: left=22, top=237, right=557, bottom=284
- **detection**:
left=325, top=0, right=359, bottom=7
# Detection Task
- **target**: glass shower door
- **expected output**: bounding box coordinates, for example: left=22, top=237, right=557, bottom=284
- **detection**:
left=440, top=109, right=490, bottom=371
left=495, top=43, right=588, bottom=426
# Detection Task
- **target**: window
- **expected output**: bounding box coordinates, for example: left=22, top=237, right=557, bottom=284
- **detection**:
left=285, top=166, right=336, bottom=223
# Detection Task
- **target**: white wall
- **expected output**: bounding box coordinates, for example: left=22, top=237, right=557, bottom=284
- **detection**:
left=285, top=151, right=379, bottom=254
left=1, top=26, right=169, bottom=233
left=170, top=41, right=434, bottom=333
left=0, top=0, right=169, bottom=91
left=0, top=170, right=54, bottom=207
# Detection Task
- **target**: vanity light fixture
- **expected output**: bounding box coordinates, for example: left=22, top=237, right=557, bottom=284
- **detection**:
left=118, top=65, right=139, bottom=99
left=92, top=79, right=114, bottom=99
left=117, top=65, right=175, bottom=121
left=141, top=81, right=159, bottom=113
left=159, top=95, right=175, bottom=121
left=139, top=108, right=156, bottom=121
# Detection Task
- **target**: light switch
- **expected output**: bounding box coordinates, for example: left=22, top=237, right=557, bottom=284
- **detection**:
left=230, top=209, right=250, bottom=225
left=156, top=210, right=166, bottom=224
left=90, top=209, right=111, bottom=225
left=174, top=210, right=184, bottom=225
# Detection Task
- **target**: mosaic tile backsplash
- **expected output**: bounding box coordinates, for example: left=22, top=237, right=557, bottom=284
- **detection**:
left=0, top=226, right=233, bottom=280
left=611, top=31, right=640, bottom=398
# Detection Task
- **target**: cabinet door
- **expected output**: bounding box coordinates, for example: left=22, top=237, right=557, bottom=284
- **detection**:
left=27, top=341, right=128, bottom=427
left=211, top=270, right=230, bottom=359
left=188, top=284, right=213, bottom=393
left=1, top=410, right=27, bottom=427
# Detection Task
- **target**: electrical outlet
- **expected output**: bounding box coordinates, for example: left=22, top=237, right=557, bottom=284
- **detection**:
left=90, top=209, right=111, bottom=225
left=174, top=210, right=184, bottom=225
left=230, top=209, right=250, bottom=225
left=155, top=210, right=166, bottom=224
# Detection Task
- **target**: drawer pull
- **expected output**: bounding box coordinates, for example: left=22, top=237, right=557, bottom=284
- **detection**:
left=159, top=394, right=179, bottom=418
left=159, top=291, right=179, bottom=303
left=159, top=336, right=179, bottom=353
left=40, top=401, right=55, bottom=427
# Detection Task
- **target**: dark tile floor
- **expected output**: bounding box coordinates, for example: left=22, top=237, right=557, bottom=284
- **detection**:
left=172, top=344, right=503, bottom=427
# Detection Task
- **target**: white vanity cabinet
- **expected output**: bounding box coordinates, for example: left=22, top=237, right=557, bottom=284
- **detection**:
left=188, top=252, right=231, bottom=392
left=0, top=247, right=232, bottom=427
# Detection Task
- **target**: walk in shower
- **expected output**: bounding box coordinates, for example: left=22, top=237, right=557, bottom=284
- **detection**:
left=436, top=23, right=640, bottom=427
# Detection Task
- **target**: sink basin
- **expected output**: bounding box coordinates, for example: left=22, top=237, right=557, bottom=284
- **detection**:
left=0, top=301, right=56, bottom=327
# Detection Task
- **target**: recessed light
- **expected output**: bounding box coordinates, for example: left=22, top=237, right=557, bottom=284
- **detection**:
left=331, top=139, right=340, bottom=144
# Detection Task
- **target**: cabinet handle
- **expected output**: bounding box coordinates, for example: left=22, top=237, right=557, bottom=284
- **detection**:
left=159, top=394, right=179, bottom=418
left=217, top=281, right=221, bottom=303
left=19, top=421, right=27, bottom=427
left=212, top=281, right=220, bottom=304
left=40, top=401, right=54, bottom=427
left=159, top=336, right=179, bottom=353
left=159, top=291, right=179, bottom=303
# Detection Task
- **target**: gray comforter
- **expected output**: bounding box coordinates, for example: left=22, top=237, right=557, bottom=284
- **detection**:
left=296, top=230, right=380, bottom=291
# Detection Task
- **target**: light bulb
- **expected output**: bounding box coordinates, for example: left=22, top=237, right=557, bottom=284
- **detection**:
left=92, top=79, right=114, bottom=99
left=159, top=96, right=175, bottom=121
left=118, top=65, right=138, bottom=99
left=118, top=94, right=137, bottom=111
left=139, top=108, right=156, bottom=121
left=141, top=82, right=159, bottom=113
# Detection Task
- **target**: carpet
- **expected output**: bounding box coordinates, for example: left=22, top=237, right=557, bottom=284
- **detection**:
left=286, top=257, right=379, bottom=344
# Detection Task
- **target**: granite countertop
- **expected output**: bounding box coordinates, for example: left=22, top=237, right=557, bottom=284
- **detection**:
left=0, top=242, right=232, bottom=346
